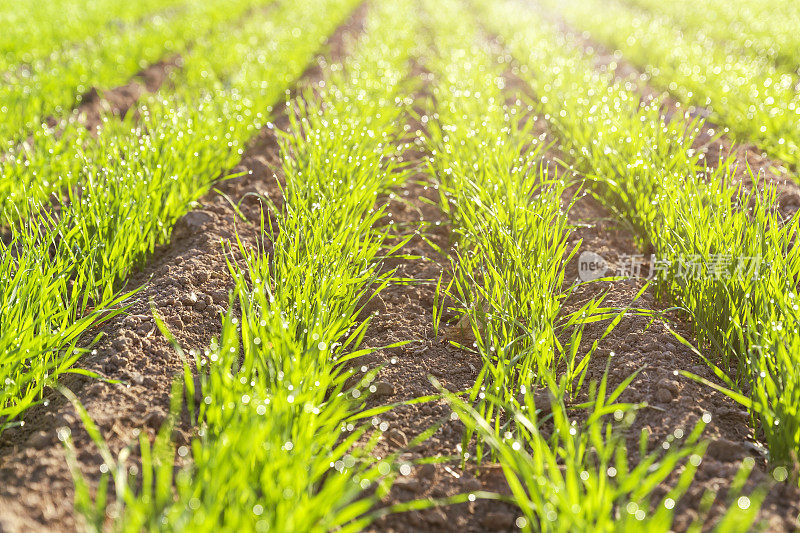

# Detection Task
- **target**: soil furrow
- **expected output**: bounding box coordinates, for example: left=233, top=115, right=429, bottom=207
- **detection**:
left=0, top=7, right=366, bottom=531
left=4, top=2, right=797, bottom=531
left=4, top=61, right=177, bottom=165
left=63, top=0, right=272, bottom=135
left=4, top=4, right=191, bottom=151
left=491, top=21, right=800, bottom=530
left=72, top=55, right=182, bottom=132
left=25, top=2, right=279, bottom=146
left=360, top=123, right=519, bottom=532
left=362, top=42, right=522, bottom=532
left=370, top=21, right=799, bottom=530
left=561, top=185, right=800, bottom=530
left=67, top=0, right=294, bottom=134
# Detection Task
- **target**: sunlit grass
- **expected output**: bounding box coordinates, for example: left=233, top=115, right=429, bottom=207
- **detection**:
left=483, top=0, right=800, bottom=480
left=542, top=0, right=800, bottom=174
left=0, top=0, right=360, bottom=432
left=3, top=0, right=796, bottom=529
left=0, top=0, right=183, bottom=72
left=0, top=0, right=279, bottom=209
left=445, top=376, right=764, bottom=533
left=425, top=0, right=576, bottom=419
left=63, top=1, right=424, bottom=529
left=416, top=0, right=752, bottom=529
left=625, top=0, right=800, bottom=73
left=0, top=0, right=274, bottom=148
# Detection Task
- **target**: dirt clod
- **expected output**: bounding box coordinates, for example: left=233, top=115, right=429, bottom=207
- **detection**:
left=27, top=431, right=53, bottom=450
left=462, top=477, right=482, bottom=493
left=394, top=477, right=422, bottom=493
left=372, top=381, right=395, bottom=398
left=706, top=438, right=747, bottom=462
left=659, top=379, right=680, bottom=395
left=385, top=428, right=409, bottom=448
left=655, top=388, right=674, bottom=403
left=481, top=511, right=516, bottom=531
left=417, top=463, right=436, bottom=480
left=144, top=411, right=166, bottom=431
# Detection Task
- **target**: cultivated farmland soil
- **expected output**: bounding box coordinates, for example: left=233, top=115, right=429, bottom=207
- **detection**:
left=2, top=1, right=800, bottom=532
left=358, top=121, right=523, bottom=531
left=355, top=41, right=800, bottom=529
left=74, top=56, right=181, bottom=131
left=0, top=7, right=366, bottom=531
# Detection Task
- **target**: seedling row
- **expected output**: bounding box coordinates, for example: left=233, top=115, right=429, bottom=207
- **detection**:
left=1, top=0, right=799, bottom=531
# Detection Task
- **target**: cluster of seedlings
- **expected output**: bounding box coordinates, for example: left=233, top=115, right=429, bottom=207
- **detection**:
left=1, top=0, right=799, bottom=531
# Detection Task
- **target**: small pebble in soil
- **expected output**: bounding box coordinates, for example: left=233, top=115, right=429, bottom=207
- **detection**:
left=181, top=293, right=198, bottom=306
left=707, top=438, right=746, bottom=462
left=111, top=337, right=130, bottom=351
left=144, top=411, right=166, bottom=430
left=394, top=476, right=421, bottom=493
left=655, top=388, right=673, bottom=403
left=211, top=290, right=228, bottom=304
left=28, top=430, right=53, bottom=449
left=716, top=407, right=749, bottom=421
left=417, top=463, right=436, bottom=480
left=371, top=381, right=395, bottom=398
left=462, top=477, right=482, bottom=492
left=385, top=428, right=408, bottom=447
left=481, top=511, right=516, bottom=531
left=181, top=211, right=213, bottom=229
left=658, top=379, right=680, bottom=395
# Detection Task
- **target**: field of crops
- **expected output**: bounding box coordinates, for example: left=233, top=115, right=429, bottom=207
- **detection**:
left=1, top=0, right=799, bottom=531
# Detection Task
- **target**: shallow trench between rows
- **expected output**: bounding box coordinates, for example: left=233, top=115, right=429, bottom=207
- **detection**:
left=67, top=1, right=290, bottom=135
left=0, top=5, right=367, bottom=531
left=3, top=1, right=280, bottom=166
left=355, top=63, right=520, bottom=531
left=1, top=33, right=181, bottom=242
left=491, top=4, right=800, bottom=528
left=0, top=4, right=278, bottom=247
left=3, top=2, right=799, bottom=532
left=364, top=13, right=800, bottom=533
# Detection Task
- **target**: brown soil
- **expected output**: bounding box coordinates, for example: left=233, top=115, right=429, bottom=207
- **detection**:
left=0, top=58, right=180, bottom=252
left=40, top=3, right=279, bottom=138
left=74, top=56, right=182, bottom=131
left=3, top=2, right=799, bottom=532
left=0, top=8, right=365, bottom=532
left=0, top=113, right=270, bottom=533
left=6, top=54, right=180, bottom=174
left=365, top=21, right=800, bottom=532
left=495, top=8, right=800, bottom=529
left=363, top=118, right=799, bottom=533
left=359, top=158, right=522, bottom=532
left=562, top=188, right=800, bottom=531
